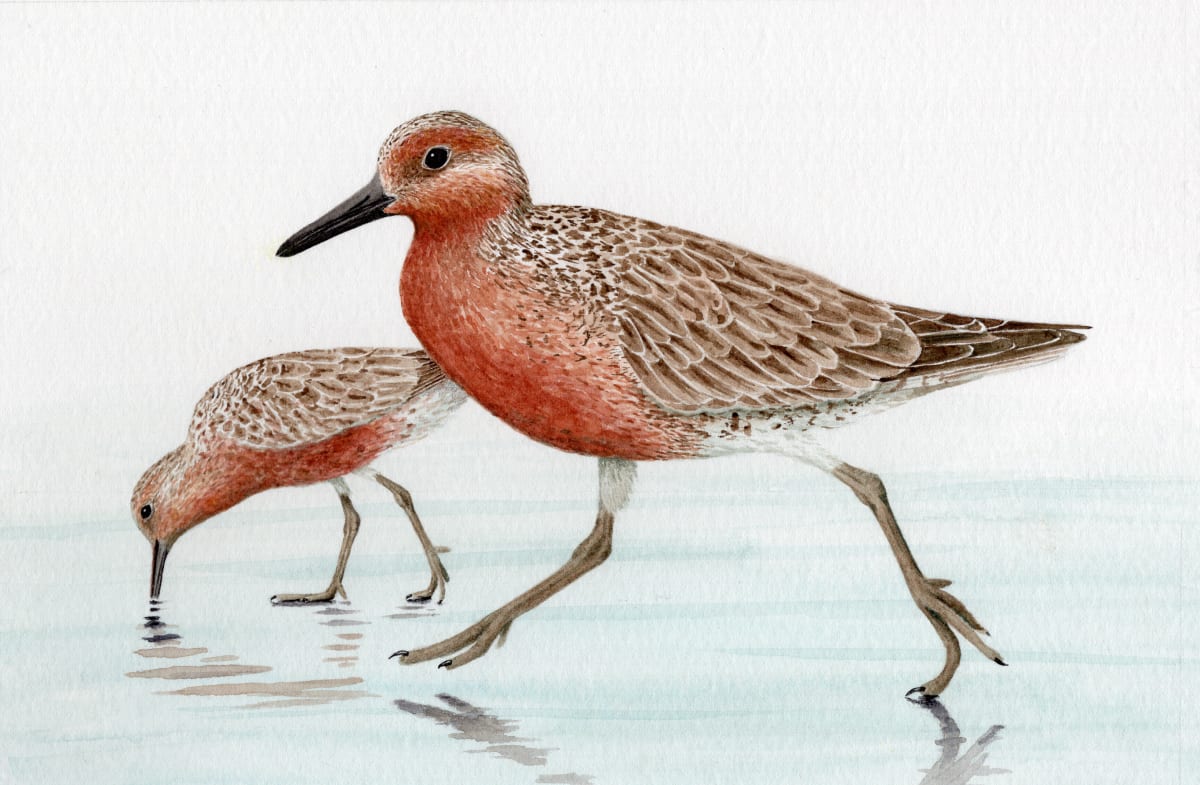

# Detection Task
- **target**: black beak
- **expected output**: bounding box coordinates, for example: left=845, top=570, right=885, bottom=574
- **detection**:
left=150, top=540, right=170, bottom=600
left=276, top=174, right=395, bottom=257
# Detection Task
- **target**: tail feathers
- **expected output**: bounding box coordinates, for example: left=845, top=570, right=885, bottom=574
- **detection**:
left=889, top=305, right=1088, bottom=389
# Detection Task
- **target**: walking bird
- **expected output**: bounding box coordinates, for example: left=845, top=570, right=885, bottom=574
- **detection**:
left=131, top=347, right=466, bottom=605
left=277, top=111, right=1087, bottom=696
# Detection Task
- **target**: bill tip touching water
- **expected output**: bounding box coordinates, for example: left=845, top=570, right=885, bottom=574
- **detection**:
left=276, top=109, right=1087, bottom=696
left=130, top=347, right=466, bottom=604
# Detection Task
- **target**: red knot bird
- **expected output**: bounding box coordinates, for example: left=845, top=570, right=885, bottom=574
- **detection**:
left=277, top=111, right=1087, bottom=696
left=131, top=347, right=466, bottom=606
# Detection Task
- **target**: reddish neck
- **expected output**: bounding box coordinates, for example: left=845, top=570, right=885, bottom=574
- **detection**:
left=173, top=448, right=263, bottom=540
left=399, top=207, right=523, bottom=385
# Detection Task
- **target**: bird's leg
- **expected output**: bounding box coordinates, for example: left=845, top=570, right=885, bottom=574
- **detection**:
left=396, top=510, right=612, bottom=669
left=829, top=462, right=1004, bottom=697
left=393, top=458, right=636, bottom=669
left=272, top=478, right=360, bottom=604
left=366, top=469, right=450, bottom=604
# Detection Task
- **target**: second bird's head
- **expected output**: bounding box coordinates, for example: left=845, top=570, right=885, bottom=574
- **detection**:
left=131, top=446, right=225, bottom=601
left=276, top=110, right=529, bottom=258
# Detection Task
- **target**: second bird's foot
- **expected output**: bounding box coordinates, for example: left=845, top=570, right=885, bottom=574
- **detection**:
left=271, top=586, right=341, bottom=605
left=405, top=569, right=448, bottom=605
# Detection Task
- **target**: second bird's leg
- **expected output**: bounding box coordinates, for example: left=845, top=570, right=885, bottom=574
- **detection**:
left=272, top=478, right=360, bottom=604
left=393, top=458, right=636, bottom=670
left=364, top=469, right=450, bottom=604
left=828, top=461, right=1004, bottom=697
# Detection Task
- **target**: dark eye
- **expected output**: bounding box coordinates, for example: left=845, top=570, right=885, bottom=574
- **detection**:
left=140, top=504, right=153, bottom=520
left=422, top=146, right=450, bottom=170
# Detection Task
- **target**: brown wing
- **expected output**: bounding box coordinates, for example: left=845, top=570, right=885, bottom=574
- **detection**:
left=609, top=217, right=1088, bottom=414
left=612, top=220, right=922, bottom=414
left=190, top=347, right=447, bottom=449
left=888, top=306, right=1088, bottom=387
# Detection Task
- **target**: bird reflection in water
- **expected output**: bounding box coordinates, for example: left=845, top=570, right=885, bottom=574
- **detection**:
left=910, top=697, right=1008, bottom=784
left=395, top=693, right=593, bottom=785
left=127, top=600, right=373, bottom=708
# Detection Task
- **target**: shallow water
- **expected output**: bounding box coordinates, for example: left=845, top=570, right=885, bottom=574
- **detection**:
left=1, top=473, right=1195, bottom=784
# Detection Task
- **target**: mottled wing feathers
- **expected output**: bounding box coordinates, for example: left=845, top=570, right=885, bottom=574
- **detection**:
left=611, top=220, right=922, bottom=414
left=190, top=348, right=445, bottom=450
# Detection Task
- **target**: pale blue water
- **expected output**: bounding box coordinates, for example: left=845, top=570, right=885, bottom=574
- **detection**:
left=1, top=473, right=1195, bottom=784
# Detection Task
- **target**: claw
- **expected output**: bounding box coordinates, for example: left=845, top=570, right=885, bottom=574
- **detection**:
left=438, top=659, right=453, bottom=669
left=390, top=650, right=409, bottom=660
left=993, top=656, right=1008, bottom=667
left=407, top=593, right=431, bottom=604
left=906, top=686, right=939, bottom=702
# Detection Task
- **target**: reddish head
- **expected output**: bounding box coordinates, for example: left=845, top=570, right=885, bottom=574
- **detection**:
left=276, top=111, right=529, bottom=256
left=131, top=444, right=257, bottom=599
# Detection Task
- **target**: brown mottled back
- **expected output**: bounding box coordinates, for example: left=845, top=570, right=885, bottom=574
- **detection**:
left=189, top=348, right=446, bottom=450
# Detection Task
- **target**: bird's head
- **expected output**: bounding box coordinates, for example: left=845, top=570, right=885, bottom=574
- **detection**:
left=131, top=445, right=200, bottom=600
left=276, top=111, right=529, bottom=257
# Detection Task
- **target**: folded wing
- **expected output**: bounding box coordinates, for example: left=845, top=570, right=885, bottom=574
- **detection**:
left=613, top=220, right=1086, bottom=414
left=191, top=348, right=446, bottom=449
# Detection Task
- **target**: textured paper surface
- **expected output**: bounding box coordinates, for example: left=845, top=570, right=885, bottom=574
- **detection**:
left=1, top=3, right=1196, bottom=783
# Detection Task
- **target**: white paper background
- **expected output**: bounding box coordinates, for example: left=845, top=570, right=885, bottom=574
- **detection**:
left=1, top=5, right=1198, bottom=784
left=1, top=2, right=1196, bottom=520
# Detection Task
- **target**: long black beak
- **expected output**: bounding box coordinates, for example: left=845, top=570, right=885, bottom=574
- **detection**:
left=276, top=174, right=395, bottom=257
left=150, top=540, right=170, bottom=600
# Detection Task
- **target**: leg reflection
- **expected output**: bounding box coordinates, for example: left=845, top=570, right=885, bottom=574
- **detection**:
left=395, top=693, right=593, bottom=783
left=911, top=697, right=1009, bottom=784
left=128, top=601, right=371, bottom=707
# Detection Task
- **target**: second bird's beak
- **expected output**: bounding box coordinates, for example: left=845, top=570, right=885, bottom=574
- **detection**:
left=150, top=540, right=171, bottom=600
left=276, top=174, right=395, bottom=257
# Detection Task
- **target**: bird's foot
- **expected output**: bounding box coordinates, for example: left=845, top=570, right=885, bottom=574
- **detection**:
left=406, top=555, right=450, bottom=605
left=405, top=579, right=442, bottom=605
left=910, top=576, right=1001, bottom=659
left=905, top=685, right=937, bottom=703
left=903, top=576, right=1005, bottom=697
left=271, top=583, right=344, bottom=605
left=391, top=608, right=512, bottom=669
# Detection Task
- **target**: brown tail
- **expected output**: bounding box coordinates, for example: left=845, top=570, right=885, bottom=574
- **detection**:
left=888, top=305, right=1089, bottom=388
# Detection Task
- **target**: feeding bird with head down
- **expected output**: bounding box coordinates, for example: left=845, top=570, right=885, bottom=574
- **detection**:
left=132, top=347, right=465, bottom=606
